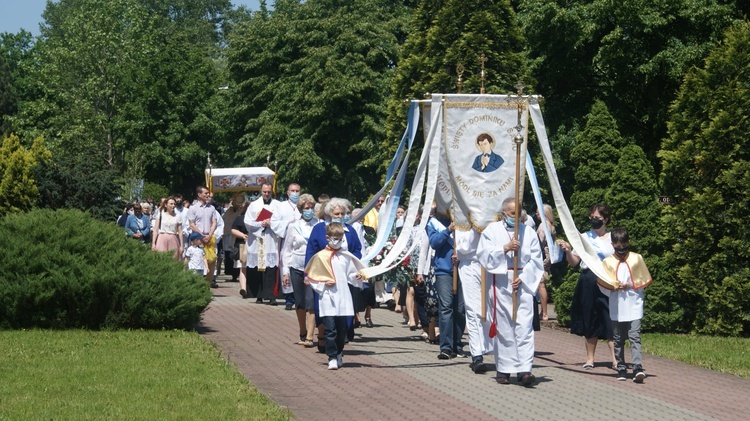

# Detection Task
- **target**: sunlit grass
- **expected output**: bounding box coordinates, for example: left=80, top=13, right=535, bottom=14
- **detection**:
left=643, top=333, right=750, bottom=379
left=0, top=330, right=292, bottom=420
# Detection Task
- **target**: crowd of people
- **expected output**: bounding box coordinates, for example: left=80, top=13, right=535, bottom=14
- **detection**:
left=119, top=185, right=652, bottom=385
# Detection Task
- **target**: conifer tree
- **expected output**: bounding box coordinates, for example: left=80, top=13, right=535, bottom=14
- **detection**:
left=658, top=22, right=750, bottom=336
left=384, top=0, right=530, bottom=171
left=556, top=100, right=623, bottom=326
left=568, top=100, right=624, bottom=227
left=0, top=134, right=50, bottom=216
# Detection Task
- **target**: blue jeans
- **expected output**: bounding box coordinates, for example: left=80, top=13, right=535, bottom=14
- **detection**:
left=434, top=274, right=466, bottom=353
left=322, top=316, right=349, bottom=359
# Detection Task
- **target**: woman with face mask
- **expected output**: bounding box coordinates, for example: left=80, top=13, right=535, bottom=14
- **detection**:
left=559, top=203, right=617, bottom=370
left=281, top=194, right=319, bottom=347
left=305, top=197, right=363, bottom=352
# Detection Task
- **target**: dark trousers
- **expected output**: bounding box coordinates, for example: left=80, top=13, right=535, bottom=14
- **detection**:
left=247, top=266, right=278, bottom=299
left=224, top=251, right=239, bottom=279
left=414, top=283, right=429, bottom=329
left=322, top=316, right=349, bottom=359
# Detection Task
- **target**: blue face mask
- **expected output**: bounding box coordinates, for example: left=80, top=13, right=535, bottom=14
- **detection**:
left=505, top=217, right=515, bottom=228
left=330, top=217, right=344, bottom=224
left=289, top=193, right=300, bottom=204
left=343, top=215, right=351, bottom=224
left=302, top=209, right=314, bottom=220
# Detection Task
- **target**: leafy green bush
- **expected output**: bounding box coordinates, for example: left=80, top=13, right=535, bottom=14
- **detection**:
left=0, top=209, right=211, bottom=329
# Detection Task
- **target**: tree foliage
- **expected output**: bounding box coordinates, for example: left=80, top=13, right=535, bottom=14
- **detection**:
left=11, top=0, right=232, bottom=195
left=568, top=100, right=624, bottom=227
left=0, top=30, right=35, bottom=135
left=658, top=22, right=750, bottom=336
left=0, top=133, right=50, bottom=216
left=518, top=0, right=739, bottom=164
left=385, top=0, right=530, bottom=177
left=226, top=0, right=412, bottom=198
left=35, top=153, right=122, bottom=221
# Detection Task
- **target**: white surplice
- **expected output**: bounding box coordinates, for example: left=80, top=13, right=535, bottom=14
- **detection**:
left=477, top=221, right=544, bottom=374
left=309, top=251, right=364, bottom=317
left=244, top=198, right=286, bottom=269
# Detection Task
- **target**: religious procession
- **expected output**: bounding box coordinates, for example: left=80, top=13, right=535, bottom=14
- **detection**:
left=124, top=90, right=653, bottom=388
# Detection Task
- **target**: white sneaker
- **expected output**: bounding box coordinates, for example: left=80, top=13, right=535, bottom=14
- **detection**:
left=328, top=359, right=339, bottom=370
left=336, top=354, right=343, bottom=368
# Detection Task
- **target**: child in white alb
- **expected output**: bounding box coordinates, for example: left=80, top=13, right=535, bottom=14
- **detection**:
left=597, top=227, right=652, bottom=383
left=185, top=232, right=208, bottom=276
left=304, top=223, right=365, bottom=370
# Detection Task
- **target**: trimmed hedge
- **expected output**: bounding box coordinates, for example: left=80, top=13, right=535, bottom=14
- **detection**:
left=0, top=209, right=212, bottom=329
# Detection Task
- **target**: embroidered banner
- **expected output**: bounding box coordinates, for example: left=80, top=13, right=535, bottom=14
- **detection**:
left=436, top=94, right=529, bottom=232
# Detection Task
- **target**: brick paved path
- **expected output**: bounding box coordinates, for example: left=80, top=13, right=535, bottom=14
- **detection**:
left=199, top=280, right=750, bottom=421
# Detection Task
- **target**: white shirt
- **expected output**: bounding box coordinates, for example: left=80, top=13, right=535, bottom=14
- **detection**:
left=185, top=246, right=205, bottom=270
left=574, top=230, right=614, bottom=270
left=281, top=217, right=319, bottom=275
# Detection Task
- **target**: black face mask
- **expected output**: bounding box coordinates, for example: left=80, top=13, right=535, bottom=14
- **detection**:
left=614, top=246, right=630, bottom=255
left=590, top=218, right=604, bottom=229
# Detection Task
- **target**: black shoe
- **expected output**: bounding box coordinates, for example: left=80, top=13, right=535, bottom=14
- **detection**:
left=210, top=281, right=219, bottom=289
left=519, top=373, right=536, bottom=387
left=617, top=369, right=627, bottom=381
left=470, top=360, right=488, bottom=374
left=495, top=375, right=510, bottom=385
left=284, top=303, right=293, bottom=311
left=268, top=299, right=278, bottom=306
left=255, top=298, right=263, bottom=304
left=239, top=289, right=247, bottom=298
left=365, top=318, right=373, bottom=328
left=438, top=351, right=453, bottom=360
left=633, top=369, right=646, bottom=383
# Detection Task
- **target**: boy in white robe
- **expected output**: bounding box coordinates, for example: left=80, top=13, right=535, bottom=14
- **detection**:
left=456, top=228, right=493, bottom=374
left=305, top=223, right=365, bottom=370
left=477, top=197, right=544, bottom=387
left=597, top=227, right=652, bottom=383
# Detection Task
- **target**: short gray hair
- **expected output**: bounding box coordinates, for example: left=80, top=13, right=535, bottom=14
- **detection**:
left=502, top=197, right=515, bottom=211
left=325, top=197, right=351, bottom=217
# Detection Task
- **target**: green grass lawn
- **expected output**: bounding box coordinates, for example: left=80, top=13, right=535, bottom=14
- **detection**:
left=643, top=333, right=750, bottom=379
left=0, top=330, right=292, bottom=420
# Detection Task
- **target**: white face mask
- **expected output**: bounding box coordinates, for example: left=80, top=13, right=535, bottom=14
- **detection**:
left=327, top=238, right=343, bottom=250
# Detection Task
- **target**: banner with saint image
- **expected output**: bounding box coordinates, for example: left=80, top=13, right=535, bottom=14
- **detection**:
left=431, top=94, right=529, bottom=231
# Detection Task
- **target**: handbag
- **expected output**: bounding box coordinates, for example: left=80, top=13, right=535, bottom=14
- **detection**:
left=229, top=245, right=240, bottom=261
left=238, top=243, right=247, bottom=264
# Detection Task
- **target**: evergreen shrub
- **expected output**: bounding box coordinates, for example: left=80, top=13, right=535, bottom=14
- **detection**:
left=0, top=209, right=211, bottom=329
left=552, top=271, right=578, bottom=327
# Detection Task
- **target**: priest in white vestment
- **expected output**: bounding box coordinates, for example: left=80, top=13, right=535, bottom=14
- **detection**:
left=477, top=197, right=544, bottom=387
left=244, top=182, right=287, bottom=304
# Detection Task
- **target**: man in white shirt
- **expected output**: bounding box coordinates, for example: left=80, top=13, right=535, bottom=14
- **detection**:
left=277, top=183, right=302, bottom=309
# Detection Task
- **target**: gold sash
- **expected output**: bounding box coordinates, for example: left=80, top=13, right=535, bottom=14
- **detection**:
left=598, top=252, right=652, bottom=290
left=304, top=248, right=369, bottom=284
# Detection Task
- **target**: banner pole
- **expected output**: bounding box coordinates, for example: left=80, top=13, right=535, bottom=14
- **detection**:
left=510, top=82, right=526, bottom=324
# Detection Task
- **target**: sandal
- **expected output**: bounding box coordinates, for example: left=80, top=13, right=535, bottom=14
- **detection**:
left=297, top=339, right=314, bottom=347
